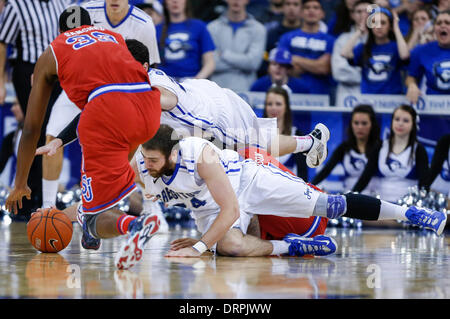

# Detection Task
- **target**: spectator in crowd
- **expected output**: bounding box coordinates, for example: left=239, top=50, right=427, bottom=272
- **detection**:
left=207, top=0, right=267, bottom=92
left=341, top=7, right=410, bottom=94
left=157, top=0, right=216, bottom=80
left=254, top=0, right=284, bottom=29
left=429, top=0, right=450, bottom=19
left=136, top=0, right=164, bottom=25
left=332, top=0, right=371, bottom=105
left=277, top=0, right=335, bottom=95
left=311, top=104, right=381, bottom=194
left=262, top=86, right=308, bottom=180
left=352, top=104, right=429, bottom=203
left=0, top=0, right=69, bottom=219
left=327, top=0, right=359, bottom=37
left=405, top=10, right=450, bottom=104
left=425, top=134, right=450, bottom=203
left=190, top=0, right=227, bottom=22
left=392, top=0, right=426, bottom=36
left=405, top=7, right=433, bottom=50
left=259, top=0, right=302, bottom=77
left=250, top=47, right=311, bottom=94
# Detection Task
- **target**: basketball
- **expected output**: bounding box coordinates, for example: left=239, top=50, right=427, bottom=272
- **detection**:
left=27, top=208, right=73, bottom=253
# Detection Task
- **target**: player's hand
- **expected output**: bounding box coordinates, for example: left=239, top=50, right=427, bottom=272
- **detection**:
left=5, top=185, right=32, bottom=215
left=0, top=81, right=6, bottom=105
left=165, top=246, right=202, bottom=257
left=35, top=138, right=63, bottom=156
left=169, top=237, right=198, bottom=251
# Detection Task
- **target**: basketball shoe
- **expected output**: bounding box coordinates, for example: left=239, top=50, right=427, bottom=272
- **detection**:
left=283, top=233, right=337, bottom=257
left=77, top=203, right=101, bottom=250
left=305, top=123, right=330, bottom=168
left=405, top=206, right=447, bottom=236
left=115, top=213, right=160, bottom=269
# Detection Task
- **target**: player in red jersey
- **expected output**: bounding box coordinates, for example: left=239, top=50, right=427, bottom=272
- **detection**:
left=5, top=6, right=162, bottom=269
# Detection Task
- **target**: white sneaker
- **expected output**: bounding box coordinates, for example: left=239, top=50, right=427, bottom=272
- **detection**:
left=115, top=213, right=160, bottom=270
left=305, top=123, right=330, bottom=168
left=143, top=200, right=169, bottom=233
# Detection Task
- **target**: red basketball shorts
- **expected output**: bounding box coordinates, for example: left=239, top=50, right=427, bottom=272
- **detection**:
left=238, top=146, right=328, bottom=239
left=77, top=87, right=161, bottom=214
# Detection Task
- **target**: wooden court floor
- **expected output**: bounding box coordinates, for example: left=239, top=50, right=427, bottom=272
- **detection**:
left=0, top=216, right=449, bottom=299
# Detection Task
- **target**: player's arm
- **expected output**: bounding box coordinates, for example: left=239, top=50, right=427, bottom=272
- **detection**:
left=166, top=145, right=240, bottom=257
left=36, top=113, right=80, bottom=156
left=5, top=46, right=57, bottom=214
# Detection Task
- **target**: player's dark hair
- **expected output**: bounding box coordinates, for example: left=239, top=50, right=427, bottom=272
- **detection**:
left=301, top=0, right=322, bottom=6
left=142, top=124, right=181, bottom=158
left=263, top=86, right=293, bottom=136
left=59, top=6, right=92, bottom=32
left=388, top=104, right=418, bottom=164
left=346, top=104, right=381, bottom=155
left=125, top=39, right=150, bottom=65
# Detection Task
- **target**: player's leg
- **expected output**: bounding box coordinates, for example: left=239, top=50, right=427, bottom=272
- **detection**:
left=312, top=192, right=447, bottom=235
left=42, top=135, right=64, bottom=207
left=216, top=228, right=273, bottom=256
left=42, top=91, right=81, bottom=208
left=217, top=225, right=336, bottom=257
left=270, top=123, right=330, bottom=168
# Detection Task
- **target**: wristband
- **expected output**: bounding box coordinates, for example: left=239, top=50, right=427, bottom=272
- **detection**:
left=192, top=240, right=208, bottom=254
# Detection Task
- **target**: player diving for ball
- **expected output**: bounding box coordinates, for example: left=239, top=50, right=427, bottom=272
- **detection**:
left=38, top=39, right=330, bottom=173
left=129, top=124, right=446, bottom=264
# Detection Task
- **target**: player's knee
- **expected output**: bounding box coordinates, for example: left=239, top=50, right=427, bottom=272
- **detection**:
left=216, top=228, right=246, bottom=257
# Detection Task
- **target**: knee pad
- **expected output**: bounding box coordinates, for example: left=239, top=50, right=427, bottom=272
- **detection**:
left=326, top=194, right=347, bottom=219
left=344, top=193, right=381, bottom=220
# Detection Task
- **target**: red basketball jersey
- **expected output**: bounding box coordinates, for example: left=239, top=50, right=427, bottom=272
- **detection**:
left=50, top=25, right=150, bottom=109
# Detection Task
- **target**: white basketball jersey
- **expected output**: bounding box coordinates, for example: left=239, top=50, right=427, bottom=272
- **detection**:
left=377, top=140, right=418, bottom=202
left=83, top=1, right=160, bottom=64
left=148, top=68, right=276, bottom=148
left=135, top=137, right=248, bottom=218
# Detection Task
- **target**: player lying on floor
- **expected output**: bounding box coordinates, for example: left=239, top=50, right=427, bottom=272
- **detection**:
left=128, top=125, right=446, bottom=264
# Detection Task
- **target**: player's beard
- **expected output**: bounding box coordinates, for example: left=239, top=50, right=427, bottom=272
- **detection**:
left=150, top=156, right=175, bottom=179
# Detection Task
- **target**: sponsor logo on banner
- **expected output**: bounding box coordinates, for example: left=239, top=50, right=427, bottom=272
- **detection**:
left=340, top=94, right=450, bottom=114
left=238, top=92, right=329, bottom=110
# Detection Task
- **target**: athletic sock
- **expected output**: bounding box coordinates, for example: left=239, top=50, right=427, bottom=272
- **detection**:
left=116, top=214, right=137, bottom=235
left=379, top=200, right=408, bottom=221
left=293, top=135, right=313, bottom=153
left=42, top=179, right=59, bottom=208
left=270, top=240, right=290, bottom=255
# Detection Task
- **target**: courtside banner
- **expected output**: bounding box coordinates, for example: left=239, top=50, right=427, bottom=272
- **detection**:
left=337, top=94, right=450, bottom=115
left=238, top=91, right=330, bottom=110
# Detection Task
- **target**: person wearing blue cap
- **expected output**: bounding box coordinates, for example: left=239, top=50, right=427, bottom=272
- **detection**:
left=250, top=47, right=311, bottom=94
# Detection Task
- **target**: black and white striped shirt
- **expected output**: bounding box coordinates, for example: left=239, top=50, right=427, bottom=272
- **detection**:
left=0, top=0, right=71, bottom=64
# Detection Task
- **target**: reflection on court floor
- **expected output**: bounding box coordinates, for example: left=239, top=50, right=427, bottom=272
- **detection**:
left=0, top=219, right=449, bottom=299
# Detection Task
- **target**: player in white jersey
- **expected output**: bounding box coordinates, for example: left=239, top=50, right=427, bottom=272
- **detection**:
left=42, top=0, right=161, bottom=208
left=39, top=38, right=329, bottom=186
left=117, top=125, right=446, bottom=264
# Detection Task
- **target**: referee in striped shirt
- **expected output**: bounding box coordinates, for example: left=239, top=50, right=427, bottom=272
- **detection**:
left=0, top=0, right=70, bottom=219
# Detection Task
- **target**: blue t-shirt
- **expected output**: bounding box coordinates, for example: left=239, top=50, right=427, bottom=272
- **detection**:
left=408, top=41, right=450, bottom=94
left=156, top=19, right=216, bottom=78
left=250, top=75, right=311, bottom=94
left=352, top=41, right=407, bottom=94
left=278, top=29, right=335, bottom=94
